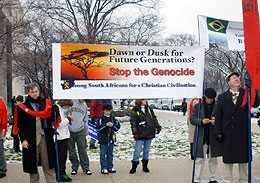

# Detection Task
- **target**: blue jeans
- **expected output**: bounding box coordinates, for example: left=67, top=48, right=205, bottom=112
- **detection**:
left=100, top=143, right=114, bottom=170
left=132, top=140, right=152, bottom=162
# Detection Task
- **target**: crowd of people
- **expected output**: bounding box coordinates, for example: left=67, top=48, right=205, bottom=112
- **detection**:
left=0, top=71, right=260, bottom=183
left=0, top=82, right=162, bottom=182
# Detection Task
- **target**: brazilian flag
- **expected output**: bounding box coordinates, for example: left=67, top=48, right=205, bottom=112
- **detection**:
left=207, top=17, right=228, bottom=33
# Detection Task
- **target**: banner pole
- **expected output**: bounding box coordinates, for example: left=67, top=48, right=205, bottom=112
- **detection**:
left=245, top=72, right=252, bottom=183
left=54, top=112, right=60, bottom=183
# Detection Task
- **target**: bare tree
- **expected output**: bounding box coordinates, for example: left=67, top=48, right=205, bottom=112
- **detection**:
left=110, top=12, right=162, bottom=45
left=165, top=34, right=198, bottom=46
left=204, top=44, right=245, bottom=92
left=10, top=0, right=161, bottom=99
left=27, top=0, right=161, bottom=44
left=12, top=16, right=60, bottom=99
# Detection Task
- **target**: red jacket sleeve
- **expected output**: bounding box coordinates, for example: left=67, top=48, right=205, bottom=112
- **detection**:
left=90, top=100, right=97, bottom=119
left=0, top=98, right=8, bottom=136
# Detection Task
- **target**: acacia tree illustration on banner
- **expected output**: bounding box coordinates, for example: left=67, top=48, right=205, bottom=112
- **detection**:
left=61, top=48, right=109, bottom=79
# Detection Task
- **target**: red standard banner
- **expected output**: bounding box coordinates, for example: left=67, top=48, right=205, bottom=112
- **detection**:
left=242, top=0, right=260, bottom=106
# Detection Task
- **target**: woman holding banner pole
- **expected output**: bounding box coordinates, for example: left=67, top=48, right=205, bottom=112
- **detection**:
left=187, top=98, right=200, bottom=160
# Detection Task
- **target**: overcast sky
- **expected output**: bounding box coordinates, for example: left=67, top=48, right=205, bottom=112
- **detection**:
left=160, top=0, right=246, bottom=37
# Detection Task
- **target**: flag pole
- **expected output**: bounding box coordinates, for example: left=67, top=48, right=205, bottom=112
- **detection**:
left=193, top=13, right=206, bottom=183
left=192, top=98, right=202, bottom=183
left=54, top=112, right=60, bottom=183
left=245, top=72, right=252, bottom=183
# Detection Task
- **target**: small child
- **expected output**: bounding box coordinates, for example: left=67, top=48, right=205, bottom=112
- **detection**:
left=54, top=99, right=74, bottom=182
left=96, top=104, right=120, bottom=174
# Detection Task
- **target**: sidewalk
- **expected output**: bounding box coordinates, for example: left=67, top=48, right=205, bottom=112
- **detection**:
left=2, top=156, right=260, bottom=183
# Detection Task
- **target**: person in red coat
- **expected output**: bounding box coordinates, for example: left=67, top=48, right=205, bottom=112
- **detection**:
left=0, top=97, right=8, bottom=179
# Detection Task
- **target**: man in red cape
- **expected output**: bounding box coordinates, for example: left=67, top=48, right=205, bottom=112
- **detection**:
left=0, top=97, right=8, bottom=179
left=16, top=83, right=57, bottom=182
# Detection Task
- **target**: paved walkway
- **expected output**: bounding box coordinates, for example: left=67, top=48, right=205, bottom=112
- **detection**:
left=2, top=156, right=260, bottom=183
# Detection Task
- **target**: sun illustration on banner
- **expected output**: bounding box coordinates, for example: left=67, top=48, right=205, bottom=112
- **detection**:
left=61, top=48, right=110, bottom=79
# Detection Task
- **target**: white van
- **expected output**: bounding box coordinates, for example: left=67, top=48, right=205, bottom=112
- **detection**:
left=157, top=99, right=171, bottom=110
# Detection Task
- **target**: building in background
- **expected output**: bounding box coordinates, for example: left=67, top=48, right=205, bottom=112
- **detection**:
left=0, top=0, right=25, bottom=106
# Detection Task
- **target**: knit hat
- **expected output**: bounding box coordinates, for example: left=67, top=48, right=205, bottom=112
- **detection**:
left=204, top=88, right=217, bottom=99
left=16, top=95, right=24, bottom=102
left=103, top=104, right=113, bottom=110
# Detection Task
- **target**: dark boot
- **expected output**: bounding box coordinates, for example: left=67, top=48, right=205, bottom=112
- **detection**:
left=129, top=161, right=139, bottom=174
left=141, top=160, right=149, bottom=173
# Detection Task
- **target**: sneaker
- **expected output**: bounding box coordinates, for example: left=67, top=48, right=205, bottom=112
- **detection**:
left=108, top=168, right=116, bottom=173
left=101, top=169, right=109, bottom=174
left=71, top=169, right=77, bottom=175
left=85, top=169, right=92, bottom=175
left=89, top=145, right=97, bottom=149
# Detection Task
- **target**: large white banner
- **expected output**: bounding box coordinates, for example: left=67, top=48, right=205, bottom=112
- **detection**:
left=52, top=43, right=205, bottom=99
left=198, top=15, right=244, bottom=51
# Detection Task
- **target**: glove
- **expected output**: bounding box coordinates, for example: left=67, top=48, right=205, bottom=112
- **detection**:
left=215, top=133, right=224, bottom=143
left=91, top=118, right=96, bottom=125
left=156, top=126, right=162, bottom=134
left=258, top=119, right=260, bottom=127
left=245, top=72, right=251, bottom=88
left=133, top=133, right=138, bottom=140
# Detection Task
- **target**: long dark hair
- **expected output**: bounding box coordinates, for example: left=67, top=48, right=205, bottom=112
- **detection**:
left=57, top=99, right=73, bottom=107
left=133, top=99, right=148, bottom=111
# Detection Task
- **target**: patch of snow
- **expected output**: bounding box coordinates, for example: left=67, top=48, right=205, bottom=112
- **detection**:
left=4, top=115, right=260, bottom=163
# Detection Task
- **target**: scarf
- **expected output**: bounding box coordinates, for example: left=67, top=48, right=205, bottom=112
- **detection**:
left=12, top=98, right=56, bottom=135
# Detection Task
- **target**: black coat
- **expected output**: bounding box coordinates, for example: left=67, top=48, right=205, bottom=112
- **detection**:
left=96, top=114, right=120, bottom=144
left=215, top=88, right=259, bottom=163
left=130, top=106, right=161, bottom=140
left=190, top=101, right=222, bottom=158
left=18, top=96, right=56, bottom=174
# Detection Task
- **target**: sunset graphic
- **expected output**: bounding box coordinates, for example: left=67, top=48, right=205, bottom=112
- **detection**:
left=61, top=44, right=121, bottom=80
